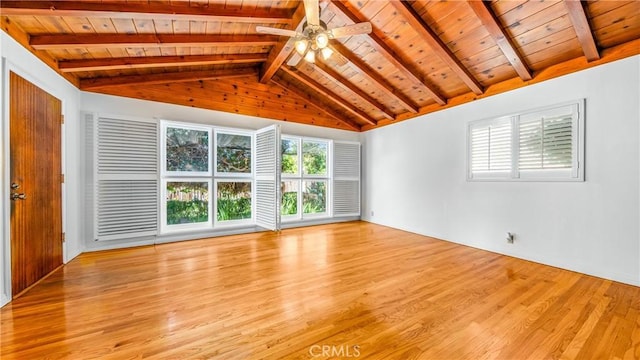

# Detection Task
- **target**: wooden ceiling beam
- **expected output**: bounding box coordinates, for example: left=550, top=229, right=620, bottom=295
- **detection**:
left=271, top=78, right=361, bottom=131
left=30, top=34, right=279, bottom=50
left=59, top=54, right=267, bottom=72
left=362, top=38, right=640, bottom=131
left=329, top=1, right=446, bottom=106
left=467, top=1, right=533, bottom=81
left=0, top=16, right=79, bottom=87
left=330, top=42, right=419, bottom=114
left=281, top=66, right=377, bottom=126
left=80, top=68, right=258, bottom=90
left=312, top=60, right=395, bottom=121
left=260, top=2, right=307, bottom=83
left=391, top=1, right=484, bottom=95
left=564, top=0, right=600, bottom=61
left=0, top=1, right=292, bottom=25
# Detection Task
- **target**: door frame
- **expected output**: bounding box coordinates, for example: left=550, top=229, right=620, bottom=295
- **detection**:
left=1, top=58, right=67, bottom=306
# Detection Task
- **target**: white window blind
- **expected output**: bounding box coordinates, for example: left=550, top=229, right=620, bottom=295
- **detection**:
left=470, top=118, right=512, bottom=175
left=519, top=106, right=575, bottom=171
left=255, top=125, right=281, bottom=230
left=333, top=141, right=360, bottom=216
left=95, top=117, right=159, bottom=240
left=468, top=100, right=584, bottom=181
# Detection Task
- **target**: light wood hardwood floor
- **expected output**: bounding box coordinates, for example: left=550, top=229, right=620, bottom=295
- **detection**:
left=1, top=222, right=639, bottom=359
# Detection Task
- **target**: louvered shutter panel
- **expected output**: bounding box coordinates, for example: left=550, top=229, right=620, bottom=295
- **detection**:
left=519, top=105, right=575, bottom=171
left=255, top=125, right=280, bottom=230
left=96, top=117, right=159, bottom=241
left=333, top=141, right=360, bottom=217
left=469, top=118, right=512, bottom=177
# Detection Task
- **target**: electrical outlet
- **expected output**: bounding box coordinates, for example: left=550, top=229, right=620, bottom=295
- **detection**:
left=370, top=210, right=374, bottom=217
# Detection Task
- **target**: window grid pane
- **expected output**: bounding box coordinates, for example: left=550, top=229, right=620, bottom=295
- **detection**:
left=470, top=121, right=511, bottom=172
left=166, top=182, right=209, bottom=225
left=281, top=138, right=299, bottom=175
left=519, top=115, right=573, bottom=170
left=303, top=181, right=326, bottom=214
left=217, top=181, right=252, bottom=221
left=166, top=127, right=209, bottom=173
left=217, top=133, right=252, bottom=174
left=281, top=180, right=299, bottom=216
left=303, top=140, right=327, bottom=176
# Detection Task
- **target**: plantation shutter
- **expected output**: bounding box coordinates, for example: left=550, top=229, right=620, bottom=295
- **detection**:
left=333, top=141, right=360, bottom=217
left=96, top=117, right=159, bottom=241
left=469, top=118, right=512, bottom=177
left=255, top=124, right=281, bottom=231
left=518, top=104, right=576, bottom=172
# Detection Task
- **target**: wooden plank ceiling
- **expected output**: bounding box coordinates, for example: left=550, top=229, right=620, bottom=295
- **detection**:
left=2, top=0, right=639, bottom=132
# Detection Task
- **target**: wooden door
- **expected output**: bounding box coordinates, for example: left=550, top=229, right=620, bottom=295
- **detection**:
left=9, top=72, right=63, bottom=297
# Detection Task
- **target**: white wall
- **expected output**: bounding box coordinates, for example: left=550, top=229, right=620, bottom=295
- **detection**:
left=1, top=32, right=83, bottom=306
left=362, top=55, right=640, bottom=286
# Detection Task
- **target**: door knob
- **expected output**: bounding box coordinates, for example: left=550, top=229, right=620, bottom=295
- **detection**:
left=11, top=183, right=20, bottom=189
left=11, top=193, right=26, bottom=200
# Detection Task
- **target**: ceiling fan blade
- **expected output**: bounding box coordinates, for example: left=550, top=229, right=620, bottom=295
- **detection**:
left=329, top=22, right=372, bottom=38
left=256, top=26, right=299, bottom=37
left=287, top=52, right=304, bottom=67
left=303, top=0, right=320, bottom=27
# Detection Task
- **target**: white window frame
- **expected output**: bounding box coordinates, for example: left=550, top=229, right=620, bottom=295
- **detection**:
left=214, top=178, right=255, bottom=227
left=214, top=128, right=255, bottom=178
left=467, top=99, right=585, bottom=182
left=162, top=122, right=212, bottom=177
left=161, top=178, right=213, bottom=233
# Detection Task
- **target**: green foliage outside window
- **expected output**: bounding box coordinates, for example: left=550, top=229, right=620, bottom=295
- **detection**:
left=281, top=139, right=298, bottom=174
left=166, top=182, right=209, bottom=224
left=281, top=192, right=298, bottom=215
left=303, top=141, right=327, bottom=175
left=217, top=182, right=252, bottom=221
left=303, top=181, right=326, bottom=214
left=281, top=180, right=299, bottom=216
left=166, top=127, right=209, bottom=172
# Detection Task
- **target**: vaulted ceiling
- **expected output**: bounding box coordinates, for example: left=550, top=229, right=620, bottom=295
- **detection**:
left=2, top=1, right=639, bottom=131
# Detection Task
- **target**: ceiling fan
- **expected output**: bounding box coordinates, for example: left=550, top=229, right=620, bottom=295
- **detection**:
left=256, top=0, right=372, bottom=64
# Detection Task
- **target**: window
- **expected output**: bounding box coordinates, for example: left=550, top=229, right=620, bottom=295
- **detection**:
left=161, top=123, right=255, bottom=231
left=468, top=100, right=584, bottom=181
left=214, top=129, right=254, bottom=225
left=165, top=181, right=211, bottom=226
left=215, top=130, right=252, bottom=176
left=281, top=136, right=330, bottom=219
left=165, top=125, right=211, bottom=175
left=215, top=180, right=252, bottom=223
left=100, top=118, right=356, bottom=239
left=281, top=138, right=299, bottom=175
left=303, top=140, right=328, bottom=176
left=281, top=180, right=299, bottom=216
left=162, top=123, right=212, bottom=231
left=303, top=180, right=327, bottom=214
left=470, top=117, right=511, bottom=176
